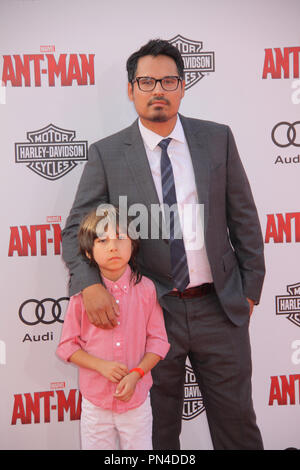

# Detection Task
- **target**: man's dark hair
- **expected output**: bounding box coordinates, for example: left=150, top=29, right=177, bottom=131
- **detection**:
left=126, top=39, right=184, bottom=83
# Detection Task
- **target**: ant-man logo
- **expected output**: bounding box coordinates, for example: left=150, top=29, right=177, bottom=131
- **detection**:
left=18, top=297, right=69, bottom=325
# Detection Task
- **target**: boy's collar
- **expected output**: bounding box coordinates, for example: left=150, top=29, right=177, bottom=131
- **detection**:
left=102, top=264, right=132, bottom=293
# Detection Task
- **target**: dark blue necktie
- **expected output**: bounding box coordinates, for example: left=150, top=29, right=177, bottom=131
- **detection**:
left=159, top=138, right=190, bottom=292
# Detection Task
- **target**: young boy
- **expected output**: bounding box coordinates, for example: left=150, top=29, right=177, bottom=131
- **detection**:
left=56, top=205, right=170, bottom=450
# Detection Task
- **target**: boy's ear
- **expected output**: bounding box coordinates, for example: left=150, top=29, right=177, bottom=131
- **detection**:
left=85, top=250, right=91, bottom=260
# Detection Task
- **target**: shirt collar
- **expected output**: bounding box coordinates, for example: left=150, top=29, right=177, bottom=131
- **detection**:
left=102, top=264, right=132, bottom=294
left=138, top=115, right=185, bottom=151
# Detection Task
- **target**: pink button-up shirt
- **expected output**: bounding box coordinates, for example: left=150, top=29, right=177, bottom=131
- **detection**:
left=56, top=266, right=170, bottom=413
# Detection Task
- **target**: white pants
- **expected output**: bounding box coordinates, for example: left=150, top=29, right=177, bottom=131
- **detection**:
left=80, top=395, right=153, bottom=450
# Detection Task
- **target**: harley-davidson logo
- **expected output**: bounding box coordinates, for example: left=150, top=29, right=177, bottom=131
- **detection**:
left=182, top=365, right=205, bottom=420
left=15, top=123, right=88, bottom=180
left=169, top=35, right=215, bottom=90
left=275, top=282, right=300, bottom=327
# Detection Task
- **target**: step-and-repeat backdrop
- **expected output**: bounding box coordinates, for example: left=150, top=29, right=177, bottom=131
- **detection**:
left=1, top=0, right=299, bottom=450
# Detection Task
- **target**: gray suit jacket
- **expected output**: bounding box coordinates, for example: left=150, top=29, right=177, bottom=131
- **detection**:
left=62, top=115, right=265, bottom=326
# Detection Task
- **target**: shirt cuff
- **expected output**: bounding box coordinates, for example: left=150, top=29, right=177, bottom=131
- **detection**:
left=56, top=341, right=82, bottom=363
left=146, top=339, right=170, bottom=359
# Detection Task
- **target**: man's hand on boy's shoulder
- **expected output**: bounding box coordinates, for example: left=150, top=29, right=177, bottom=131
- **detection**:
left=82, top=283, right=120, bottom=328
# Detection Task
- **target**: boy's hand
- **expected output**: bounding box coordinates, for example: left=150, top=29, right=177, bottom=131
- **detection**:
left=96, top=359, right=128, bottom=383
left=113, top=371, right=140, bottom=402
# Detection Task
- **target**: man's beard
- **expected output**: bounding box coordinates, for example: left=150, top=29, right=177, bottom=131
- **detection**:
left=147, top=97, right=170, bottom=122
left=150, top=112, right=168, bottom=122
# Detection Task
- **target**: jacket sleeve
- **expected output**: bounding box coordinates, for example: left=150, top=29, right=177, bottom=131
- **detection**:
left=61, top=143, right=108, bottom=296
left=226, top=126, right=265, bottom=303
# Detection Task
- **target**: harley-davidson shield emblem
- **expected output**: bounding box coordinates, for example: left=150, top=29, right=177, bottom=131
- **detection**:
left=15, top=123, right=88, bottom=180
left=182, top=365, right=205, bottom=420
left=169, top=35, right=215, bottom=90
left=276, top=282, right=300, bottom=327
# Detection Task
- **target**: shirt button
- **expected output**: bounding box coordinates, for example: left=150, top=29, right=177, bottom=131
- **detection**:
left=117, top=321, right=120, bottom=326
left=116, top=342, right=120, bottom=347
left=116, top=299, right=119, bottom=304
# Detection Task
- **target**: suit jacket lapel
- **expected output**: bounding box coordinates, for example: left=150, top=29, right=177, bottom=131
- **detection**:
left=123, top=119, right=160, bottom=208
left=123, top=120, right=170, bottom=255
left=180, top=114, right=210, bottom=234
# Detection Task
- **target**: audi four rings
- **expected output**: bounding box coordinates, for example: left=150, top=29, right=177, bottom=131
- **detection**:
left=271, top=121, right=300, bottom=147
left=19, top=297, right=69, bottom=325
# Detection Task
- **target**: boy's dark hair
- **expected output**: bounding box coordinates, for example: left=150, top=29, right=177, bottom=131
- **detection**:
left=78, top=205, right=142, bottom=284
left=126, top=38, right=184, bottom=83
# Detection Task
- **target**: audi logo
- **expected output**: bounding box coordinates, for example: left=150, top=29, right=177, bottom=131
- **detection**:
left=271, top=121, right=300, bottom=147
left=19, top=297, right=69, bottom=325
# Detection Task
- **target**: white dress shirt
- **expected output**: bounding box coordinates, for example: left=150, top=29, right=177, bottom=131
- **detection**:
left=138, top=116, right=213, bottom=288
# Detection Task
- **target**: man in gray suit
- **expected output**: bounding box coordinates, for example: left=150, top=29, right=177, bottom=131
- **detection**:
left=62, top=39, right=265, bottom=449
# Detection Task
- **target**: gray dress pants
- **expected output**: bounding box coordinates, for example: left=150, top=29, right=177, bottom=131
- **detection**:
left=150, top=291, right=263, bottom=450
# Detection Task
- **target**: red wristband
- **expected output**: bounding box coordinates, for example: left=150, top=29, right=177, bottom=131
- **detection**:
left=130, top=367, right=144, bottom=378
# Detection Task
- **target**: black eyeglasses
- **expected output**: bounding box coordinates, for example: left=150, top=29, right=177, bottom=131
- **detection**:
left=132, top=76, right=182, bottom=92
